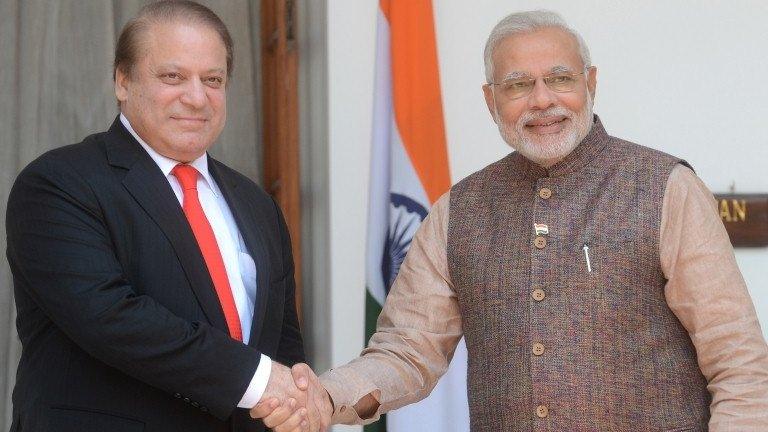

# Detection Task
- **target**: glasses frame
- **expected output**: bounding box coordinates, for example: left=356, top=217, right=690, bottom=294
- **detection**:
left=488, top=67, right=591, bottom=101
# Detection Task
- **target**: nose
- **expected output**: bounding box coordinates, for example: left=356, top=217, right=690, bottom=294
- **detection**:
left=180, top=79, right=207, bottom=110
left=527, top=77, right=557, bottom=110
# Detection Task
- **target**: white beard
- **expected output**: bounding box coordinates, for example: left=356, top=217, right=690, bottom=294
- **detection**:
left=496, top=95, right=594, bottom=167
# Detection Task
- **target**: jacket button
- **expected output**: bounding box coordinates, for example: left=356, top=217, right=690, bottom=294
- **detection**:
left=539, top=188, right=552, bottom=199
left=532, top=343, right=545, bottom=356
left=174, top=393, right=182, bottom=399
left=532, top=289, right=546, bottom=301
left=534, top=236, right=547, bottom=249
left=536, top=405, right=549, bottom=418
left=183, top=397, right=191, bottom=403
left=201, top=406, right=209, bottom=413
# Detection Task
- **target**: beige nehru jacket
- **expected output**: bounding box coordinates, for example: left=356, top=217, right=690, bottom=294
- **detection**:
left=320, top=165, right=768, bottom=430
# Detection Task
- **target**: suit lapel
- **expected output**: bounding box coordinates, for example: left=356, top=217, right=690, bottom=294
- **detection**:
left=104, top=118, right=229, bottom=333
left=208, top=159, right=271, bottom=348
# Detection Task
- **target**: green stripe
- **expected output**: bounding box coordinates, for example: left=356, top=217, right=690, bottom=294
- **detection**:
left=364, top=416, right=387, bottom=432
left=364, top=289, right=387, bottom=430
left=365, top=289, right=383, bottom=340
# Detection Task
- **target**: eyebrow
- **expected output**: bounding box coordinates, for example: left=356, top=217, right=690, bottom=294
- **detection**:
left=500, top=65, right=576, bottom=81
left=550, top=65, right=574, bottom=74
left=501, top=71, right=530, bottom=81
left=155, top=64, right=226, bottom=75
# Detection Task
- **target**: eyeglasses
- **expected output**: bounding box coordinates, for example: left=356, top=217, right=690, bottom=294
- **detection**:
left=489, top=69, right=588, bottom=101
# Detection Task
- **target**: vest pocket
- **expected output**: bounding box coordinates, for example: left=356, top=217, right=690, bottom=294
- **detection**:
left=578, top=236, right=637, bottom=277
left=572, top=237, right=646, bottom=333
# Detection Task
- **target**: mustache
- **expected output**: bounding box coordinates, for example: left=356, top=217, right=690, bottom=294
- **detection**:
left=518, top=107, right=573, bottom=126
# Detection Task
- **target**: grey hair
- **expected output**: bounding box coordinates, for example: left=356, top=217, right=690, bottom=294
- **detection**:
left=483, top=10, right=591, bottom=83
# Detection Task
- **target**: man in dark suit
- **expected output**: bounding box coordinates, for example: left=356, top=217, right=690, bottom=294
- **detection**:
left=5, top=2, right=316, bottom=431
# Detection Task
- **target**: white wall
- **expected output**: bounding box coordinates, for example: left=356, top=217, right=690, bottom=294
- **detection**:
left=312, top=1, right=768, bottom=428
left=434, top=1, right=768, bottom=329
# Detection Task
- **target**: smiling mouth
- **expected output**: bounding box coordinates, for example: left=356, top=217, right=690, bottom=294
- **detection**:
left=524, top=116, right=569, bottom=134
left=172, top=117, right=207, bottom=122
left=526, top=117, right=566, bottom=127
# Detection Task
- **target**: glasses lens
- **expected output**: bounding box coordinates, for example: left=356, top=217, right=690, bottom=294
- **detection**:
left=500, top=79, right=534, bottom=100
left=544, top=74, right=577, bottom=92
left=496, top=72, right=582, bottom=99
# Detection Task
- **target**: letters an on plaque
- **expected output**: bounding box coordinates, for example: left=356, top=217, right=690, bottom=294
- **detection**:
left=713, top=194, right=768, bottom=247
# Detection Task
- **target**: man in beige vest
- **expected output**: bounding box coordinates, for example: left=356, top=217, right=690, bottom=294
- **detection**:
left=254, top=10, right=768, bottom=432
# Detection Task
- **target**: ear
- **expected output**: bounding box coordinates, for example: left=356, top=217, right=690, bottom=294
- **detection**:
left=114, top=68, right=130, bottom=104
left=586, top=66, right=597, bottom=101
left=482, top=84, right=498, bottom=124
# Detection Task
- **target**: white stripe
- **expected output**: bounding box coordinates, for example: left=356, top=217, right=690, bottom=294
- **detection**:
left=368, top=7, right=470, bottom=432
left=389, top=117, right=430, bottom=208
left=366, top=9, right=394, bottom=306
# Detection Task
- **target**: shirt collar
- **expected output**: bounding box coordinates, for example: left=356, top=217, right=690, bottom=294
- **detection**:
left=119, top=113, right=219, bottom=196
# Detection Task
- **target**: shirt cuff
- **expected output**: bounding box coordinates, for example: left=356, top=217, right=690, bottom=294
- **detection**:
left=237, top=354, right=272, bottom=408
left=320, top=368, right=381, bottom=425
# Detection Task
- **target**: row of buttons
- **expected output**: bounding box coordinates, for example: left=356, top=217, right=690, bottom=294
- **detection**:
left=535, top=187, right=552, bottom=249
left=534, top=187, right=552, bottom=419
left=533, top=332, right=550, bottom=418
left=174, top=392, right=209, bottom=412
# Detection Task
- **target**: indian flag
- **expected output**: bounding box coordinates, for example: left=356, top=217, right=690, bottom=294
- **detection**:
left=365, top=1, right=469, bottom=431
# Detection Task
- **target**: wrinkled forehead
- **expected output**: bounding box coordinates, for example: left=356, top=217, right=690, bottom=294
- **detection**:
left=493, top=27, right=583, bottom=79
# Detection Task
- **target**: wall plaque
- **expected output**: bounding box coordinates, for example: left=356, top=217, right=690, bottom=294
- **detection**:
left=713, top=194, right=768, bottom=247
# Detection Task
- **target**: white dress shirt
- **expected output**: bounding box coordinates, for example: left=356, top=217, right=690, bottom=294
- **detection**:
left=120, top=114, right=271, bottom=408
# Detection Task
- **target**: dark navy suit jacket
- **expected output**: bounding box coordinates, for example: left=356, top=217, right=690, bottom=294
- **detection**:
left=6, top=118, right=304, bottom=432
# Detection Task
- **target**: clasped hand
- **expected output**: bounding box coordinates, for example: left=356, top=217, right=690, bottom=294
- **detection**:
left=250, top=362, right=332, bottom=432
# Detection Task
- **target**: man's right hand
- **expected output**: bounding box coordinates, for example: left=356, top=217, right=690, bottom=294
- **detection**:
left=250, top=363, right=332, bottom=432
left=251, top=362, right=310, bottom=431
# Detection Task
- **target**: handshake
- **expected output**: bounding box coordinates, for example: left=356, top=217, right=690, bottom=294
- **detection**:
left=249, top=362, right=333, bottom=432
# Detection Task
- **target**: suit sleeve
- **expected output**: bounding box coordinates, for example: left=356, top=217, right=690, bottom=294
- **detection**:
left=6, top=154, right=261, bottom=420
left=270, top=197, right=306, bottom=366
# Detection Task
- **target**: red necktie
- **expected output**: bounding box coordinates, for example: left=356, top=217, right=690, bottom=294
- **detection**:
left=172, top=164, right=243, bottom=341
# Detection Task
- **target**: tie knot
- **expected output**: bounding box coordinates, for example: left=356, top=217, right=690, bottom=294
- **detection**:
left=172, top=164, right=199, bottom=190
